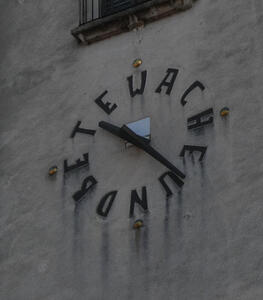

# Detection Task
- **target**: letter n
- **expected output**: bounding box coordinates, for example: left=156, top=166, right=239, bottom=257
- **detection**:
left=129, top=186, right=148, bottom=218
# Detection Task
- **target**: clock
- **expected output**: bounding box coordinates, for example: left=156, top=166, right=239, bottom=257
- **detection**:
left=50, top=64, right=222, bottom=225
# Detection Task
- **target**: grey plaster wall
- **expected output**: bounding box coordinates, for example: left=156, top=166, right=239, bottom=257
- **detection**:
left=1, top=0, right=263, bottom=299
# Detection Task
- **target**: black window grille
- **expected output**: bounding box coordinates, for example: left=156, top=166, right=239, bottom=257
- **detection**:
left=79, top=0, right=149, bottom=25
left=101, top=0, right=137, bottom=17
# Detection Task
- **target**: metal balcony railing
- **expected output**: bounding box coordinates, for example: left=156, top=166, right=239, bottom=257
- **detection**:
left=79, top=0, right=150, bottom=25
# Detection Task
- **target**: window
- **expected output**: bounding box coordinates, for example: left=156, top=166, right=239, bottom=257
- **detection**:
left=72, top=0, right=196, bottom=44
left=79, top=0, right=149, bottom=24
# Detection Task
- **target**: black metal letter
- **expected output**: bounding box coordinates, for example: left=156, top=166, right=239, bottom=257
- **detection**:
left=159, top=171, right=184, bottom=198
left=187, top=108, right=214, bottom=130
left=155, top=68, right=179, bottom=95
left=181, top=81, right=205, bottom=106
left=180, top=145, right=207, bottom=161
left=64, top=153, right=89, bottom=173
left=70, top=121, right=96, bottom=138
left=72, top=176, right=97, bottom=202
left=129, top=186, right=148, bottom=218
left=127, top=70, right=147, bottom=97
left=96, top=190, right=117, bottom=217
left=94, top=90, right=117, bottom=115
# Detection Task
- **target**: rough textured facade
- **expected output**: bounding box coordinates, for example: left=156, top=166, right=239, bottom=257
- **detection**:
left=1, top=1, right=263, bottom=299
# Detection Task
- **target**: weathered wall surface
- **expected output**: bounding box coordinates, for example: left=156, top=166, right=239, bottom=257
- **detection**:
left=1, top=1, right=263, bottom=299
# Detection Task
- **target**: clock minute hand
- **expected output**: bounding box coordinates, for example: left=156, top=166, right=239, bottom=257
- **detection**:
left=99, top=121, right=185, bottom=179
left=121, top=125, right=185, bottom=179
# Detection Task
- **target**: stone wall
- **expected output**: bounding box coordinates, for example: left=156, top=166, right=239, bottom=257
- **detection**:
left=1, top=0, right=263, bottom=299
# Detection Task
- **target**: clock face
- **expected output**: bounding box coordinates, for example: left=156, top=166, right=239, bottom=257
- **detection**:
left=51, top=65, right=222, bottom=224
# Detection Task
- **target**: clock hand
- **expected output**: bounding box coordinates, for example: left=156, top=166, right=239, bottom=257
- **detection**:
left=98, top=121, right=123, bottom=139
left=99, top=121, right=185, bottom=179
left=121, top=125, right=185, bottom=178
left=98, top=121, right=150, bottom=144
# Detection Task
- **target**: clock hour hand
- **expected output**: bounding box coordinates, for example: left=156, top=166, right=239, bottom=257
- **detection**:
left=99, top=121, right=123, bottom=139
left=99, top=121, right=185, bottom=178
left=98, top=121, right=150, bottom=144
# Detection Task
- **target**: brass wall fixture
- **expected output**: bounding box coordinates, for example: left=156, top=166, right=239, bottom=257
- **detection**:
left=48, top=166, right=58, bottom=176
left=133, top=58, right=142, bottom=68
left=133, top=219, right=144, bottom=229
left=220, top=107, right=230, bottom=117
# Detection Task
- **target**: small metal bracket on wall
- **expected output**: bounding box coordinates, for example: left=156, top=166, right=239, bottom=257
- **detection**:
left=128, top=14, right=144, bottom=30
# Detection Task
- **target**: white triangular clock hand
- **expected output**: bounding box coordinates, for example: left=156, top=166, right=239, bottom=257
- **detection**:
left=99, top=121, right=185, bottom=179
